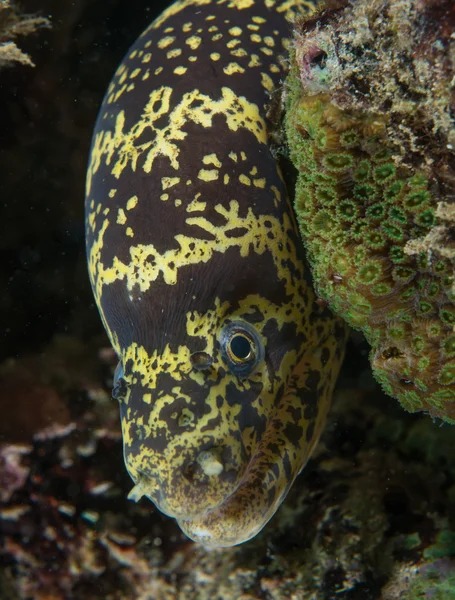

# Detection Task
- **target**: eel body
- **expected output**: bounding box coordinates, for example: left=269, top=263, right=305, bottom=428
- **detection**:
left=85, top=0, right=346, bottom=547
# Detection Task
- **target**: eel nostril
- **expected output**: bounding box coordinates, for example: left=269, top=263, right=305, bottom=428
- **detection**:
left=196, top=448, right=224, bottom=476
left=182, top=448, right=225, bottom=483
left=190, top=351, right=213, bottom=371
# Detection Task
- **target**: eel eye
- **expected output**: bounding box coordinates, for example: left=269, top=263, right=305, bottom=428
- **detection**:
left=112, top=362, right=128, bottom=402
left=228, top=333, right=254, bottom=363
left=220, top=321, right=264, bottom=379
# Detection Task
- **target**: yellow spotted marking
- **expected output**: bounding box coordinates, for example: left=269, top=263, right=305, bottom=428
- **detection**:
left=202, top=153, right=222, bottom=168
left=223, top=62, right=245, bottom=75
left=117, top=209, right=127, bottom=225
left=157, top=36, right=176, bottom=49
left=162, top=177, right=180, bottom=190
left=231, top=48, right=247, bottom=57
left=261, top=72, right=275, bottom=91
left=186, top=35, right=202, bottom=49
left=167, top=48, right=183, bottom=58
left=253, top=178, right=266, bottom=188
left=248, top=54, right=262, bottom=67
left=198, top=168, right=219, bottom=181
left=87, top=86, right=267, bottom=195
left=174, top=66, right=188, bottom=75
left=227, top=38, right=241, bottom=49
left=126, top=195, right=138, bottom=210
left=187, top=193, right=207, bottom=212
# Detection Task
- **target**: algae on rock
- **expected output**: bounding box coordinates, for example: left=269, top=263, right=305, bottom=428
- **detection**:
left=284, top=0, right=455, bottom=422
left=0, top=0, right=50, bottom=68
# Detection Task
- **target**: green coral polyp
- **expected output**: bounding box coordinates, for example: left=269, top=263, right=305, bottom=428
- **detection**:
left=337, top=200, right=358, bottom=221
left=372, top=283, right=391, bottom=295
left=332, top=251, right=352, bottom=275
left=354, top=183, right=377, bottom=201
left=316, top=185, right=338, bottom=204
left=416, top=209, right=436, bottom=228
left=366, top=203, right=385, bottom=220
left=392, top=266, right=415, bottom=283
left=412, top=337, right=425, bottom=355
left=389, top=207, right=407, bottom=224
left=390, top=246, right=407, bottom=263
left=397, top=390, right=424, bottom=412
left=357, top=262, right=382, bottom=284
left=322, top=152, right=353, bottom=172
left=443, top=335, right=455, bottom=358
left=340, top=129, right=359, bottom=148
left=312, top=210, right=335, bottom=237
left=401, top=286, right=416, bottom=300
left=409, top=172, right=427, bottom=188
left=404, top=190, right=431, bottom=211
left=381, top=221, right=404, bottom=241
left=373, top=163, right=395, bottom=183
left=353, top=160, right=371, bottom=182
left=366, top=231, right=386, bottom=249
left=439, top=365, right=455, bottom=386
left=440, top=306, right=455, bottom=326
left=351, top=221, right=368, bottom=240
left=418, top=301, right=433, bottom=315
left=417, top=357, right=430, bottom=371
left=427, top=282, right=440, bottom=299
left=384, top=180, right=404, bottom=201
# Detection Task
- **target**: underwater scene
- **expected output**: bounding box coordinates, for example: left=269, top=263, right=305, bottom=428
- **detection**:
left=1, top=0, right=454, bottom=597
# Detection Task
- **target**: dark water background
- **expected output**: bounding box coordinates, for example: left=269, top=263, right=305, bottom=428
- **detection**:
left=1, top=0, right=171, bottom=361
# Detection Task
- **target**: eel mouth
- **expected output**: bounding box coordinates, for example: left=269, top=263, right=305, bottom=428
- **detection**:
left=127, top=442, right=292, bottom=548
left=176, top=454, right=292, bottom=548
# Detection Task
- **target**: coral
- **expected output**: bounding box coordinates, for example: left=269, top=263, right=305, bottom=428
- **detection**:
left=0, top=0, right=50, bottom=68
left=284, top=0, right=455, bottom=422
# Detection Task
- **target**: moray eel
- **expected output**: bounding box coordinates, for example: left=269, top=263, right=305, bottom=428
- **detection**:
left=85, top=0, right=347, bottom=547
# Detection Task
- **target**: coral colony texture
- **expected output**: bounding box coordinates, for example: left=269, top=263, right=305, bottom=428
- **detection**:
left=284, top=0, right=455, bottom=422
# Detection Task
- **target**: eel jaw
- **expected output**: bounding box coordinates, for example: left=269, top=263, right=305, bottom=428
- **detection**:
left=176, top=465, right=293, bottom=548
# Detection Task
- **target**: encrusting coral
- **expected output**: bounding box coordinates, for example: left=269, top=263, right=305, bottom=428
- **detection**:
left=284, top=0, right=455, bottom=422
